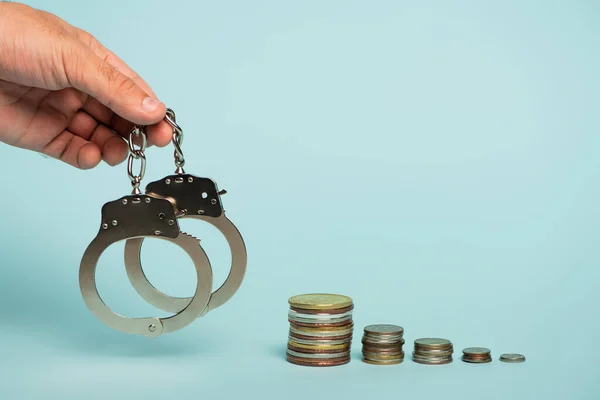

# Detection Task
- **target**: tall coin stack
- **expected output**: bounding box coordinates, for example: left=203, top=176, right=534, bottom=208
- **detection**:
left=361, top=324, right=405, bottom=365
left=286, top=293, right=354, bottom=367
left=412, top=338, right=454, bottom=365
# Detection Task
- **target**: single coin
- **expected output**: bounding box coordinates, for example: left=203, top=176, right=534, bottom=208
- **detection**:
left=364, top=324, right=404, bottom=336
left=288, top=340, right=350, bottom=351
left=290, top=331, right=353, bottom=341
left=287, top=344, right=352, bottom=354
left=286, top=354, right=350, bottom=367
left=414, top=338, right=452, bottom=348
left=362, top=352, right=404, bottom=360
left=286, top=349, right=350, bottom=359
left=413, top=350, right=454, bottom=357
left=287, top=336, right=350, bottom=346
left=363, top=357, right=403, bottom=365
left=463, top=347, right=491, bottom=355
left=289, top=309, right=354, bottom=320
left=289, top=319, right=353, bottom=328
left=290, top=304, right=354, bottom=315
left=288, top=293, right=353, bottom=311
left=290, top=322, right=354, bottom=332
left=499, top=353, right=526, bottom=363
left=412, top=357, right=453, bottom=365
left=461, top=355, right=492, bottom=364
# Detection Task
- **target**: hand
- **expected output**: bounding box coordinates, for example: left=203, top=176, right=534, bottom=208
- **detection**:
left=0, top=2, right=172, bottom=169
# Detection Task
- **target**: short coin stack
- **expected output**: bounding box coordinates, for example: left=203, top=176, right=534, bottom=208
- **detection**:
left=462, top=347, right=492, bottom=363
left=361, top=324, right=405, bottom=365
left=286, top=293, right=354, bottom=367
left=412, top=338, right=454, bottom=365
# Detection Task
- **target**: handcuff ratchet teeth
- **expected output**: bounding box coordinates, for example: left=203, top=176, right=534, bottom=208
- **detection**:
left=78, top=124, right=214, bottom=337
left=124, top=108, right=247, bottom=316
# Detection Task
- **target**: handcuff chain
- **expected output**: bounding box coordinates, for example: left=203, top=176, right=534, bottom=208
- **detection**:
left=127, top=124, right=148, bottom=194
left=165, top=108, right=185, bottom=174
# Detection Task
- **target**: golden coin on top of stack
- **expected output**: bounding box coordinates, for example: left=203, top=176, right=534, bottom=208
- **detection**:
left=361, top=324, right=405, bottom=365
left=286, top=293, right=354, bottom=367
left=462, top=347, right=492, bottom=363
left=412, top=338, right=454, bottom=365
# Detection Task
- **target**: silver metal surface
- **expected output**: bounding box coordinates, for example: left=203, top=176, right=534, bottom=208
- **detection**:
left=126, top=125, right=147, bottom=194
left=79, top=194, right=213, bottom=337
left=124, top=212, right=246, bottom=315
left=165, top=108, right=185, bottom=173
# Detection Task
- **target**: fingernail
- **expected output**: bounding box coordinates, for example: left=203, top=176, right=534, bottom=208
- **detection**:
left=142, top=96, right=161, bottom=112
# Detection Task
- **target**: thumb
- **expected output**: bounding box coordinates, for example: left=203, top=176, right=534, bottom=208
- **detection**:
left=66, top=42, right=166, bottom=125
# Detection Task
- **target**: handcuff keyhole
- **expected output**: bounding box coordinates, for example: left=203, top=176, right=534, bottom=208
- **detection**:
left=158, top=213, right=166, bottom=219
left=202, top=192, right=208, bottom=199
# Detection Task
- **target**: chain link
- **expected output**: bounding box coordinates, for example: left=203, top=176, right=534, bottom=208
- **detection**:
left=127, top=124, right=147, bottom=194
left=165, top=108, right=185, bottom=173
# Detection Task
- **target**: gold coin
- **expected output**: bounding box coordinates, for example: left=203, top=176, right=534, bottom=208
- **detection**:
left=288, top=293, right=353, bottom=311
left=287, top=340, right=350, bottom=351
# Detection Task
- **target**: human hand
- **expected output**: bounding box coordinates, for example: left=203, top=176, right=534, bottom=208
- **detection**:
left=0, top=2, right=172, bottom=169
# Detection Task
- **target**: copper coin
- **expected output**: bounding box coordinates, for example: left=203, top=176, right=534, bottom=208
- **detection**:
left=290, top=331, right=353, bottom=341
left=287, top=344, right=352, bottom=354
left=290, top=304, right=354, bottom=315
left=361, top=339, right=405, bottom=348
left=286, top=354, right=350, bottom=367
left=462, top=355, right=492, bottom=363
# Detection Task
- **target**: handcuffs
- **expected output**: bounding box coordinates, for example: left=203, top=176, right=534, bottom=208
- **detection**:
left=79, top=109, right=247, bottom=337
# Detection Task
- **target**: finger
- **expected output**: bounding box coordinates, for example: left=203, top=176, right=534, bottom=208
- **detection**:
left=71, top=29, right=158, bottom=99
left=63, top=41, right=166, bottom=126
left=82, top=96, right=171, bottom=148
left=67, top=111, right=128, bottom=166
left=111, top=114, right=173, bottom=148
left=41, top=130, right=101, bottom=170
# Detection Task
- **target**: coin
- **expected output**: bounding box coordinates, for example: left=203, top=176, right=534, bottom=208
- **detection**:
left=290, top=304, right=354, bottom=315
left=463, top=347, right=491, bottom=355
left=286, top=353, right=350, bottom=367
left=364, top=324, right=404, bottom=336
left=363, top=358, right=404, bottom=365
left=499, top=353, right=526, bottom=363
left=361, top=323, right=405, bottom=366
left=288, top=294, right=353, bottom=311
left=286, top=294, right=354, bottom=367
left=414, top=338, right=452, bottom=348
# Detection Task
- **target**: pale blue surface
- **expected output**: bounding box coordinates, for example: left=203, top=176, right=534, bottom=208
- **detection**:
left=1, top=0, right=599, bottom=398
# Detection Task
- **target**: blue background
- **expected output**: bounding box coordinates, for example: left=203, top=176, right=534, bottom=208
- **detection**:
left=1, top=0, right=599, bottom=398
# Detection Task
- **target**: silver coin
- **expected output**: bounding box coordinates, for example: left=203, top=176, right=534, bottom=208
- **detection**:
left=287, top=336, right=350, bottom=346
left=289, top=315, right=353, bottom=325
left=463, top=347, right=491, bottom=355
left=364, top=324, right=404, bottom=336
left=499, top=353, right=526, bottom=363
left=288, top=310, right=354, bottom=320
left=414, top=338, right=452, bottom=347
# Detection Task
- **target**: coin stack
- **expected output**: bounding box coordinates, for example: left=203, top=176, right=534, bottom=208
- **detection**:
left=286, top=293, right=354, bottom=367
left=361, top=324, right=405, bottom=365
left=462, top=347, right=492, bottom=363
left=412, top=338, right=454, bottom=365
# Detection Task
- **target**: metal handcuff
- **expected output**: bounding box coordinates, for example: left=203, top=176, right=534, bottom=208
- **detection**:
left=79, top=109, right=247, bottom=336
left=123, top=109, right=247, bottom=316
